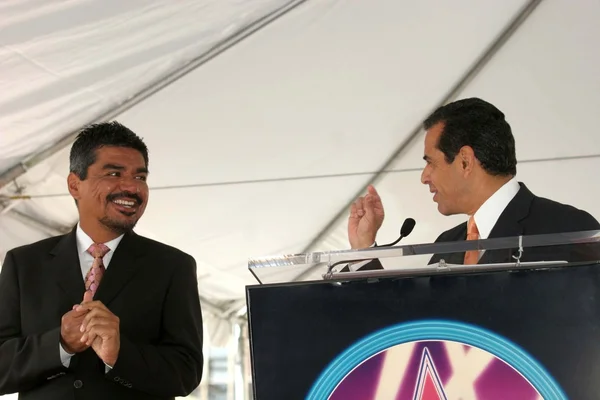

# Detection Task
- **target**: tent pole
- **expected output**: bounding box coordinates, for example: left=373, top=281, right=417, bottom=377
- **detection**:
left=292, top=0, right=545, bottom=281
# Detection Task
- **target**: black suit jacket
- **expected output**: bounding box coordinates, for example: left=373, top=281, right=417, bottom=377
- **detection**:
left=0, top=229, right=204, bottom=400
left=357, top=182, right=600, bottom=270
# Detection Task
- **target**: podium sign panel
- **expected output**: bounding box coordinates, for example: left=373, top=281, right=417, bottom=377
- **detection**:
left=246, top=231, right=600, bottom=399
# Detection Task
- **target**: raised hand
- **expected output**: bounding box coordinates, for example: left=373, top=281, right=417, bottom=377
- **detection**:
left=348, top=185, right=385, bottom=249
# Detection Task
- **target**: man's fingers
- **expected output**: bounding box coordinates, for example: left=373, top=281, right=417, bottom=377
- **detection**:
left=82, top=316, right=112, bottom=334
left=67, top=308, right=87, bottom=317
left=367, top=185, right=379, bottom=196
left=82, top=290, right=94, bottom=304
left=80, top=308, right=111, bottom=330
left=349, top=202, right=357, bottom=216
left=75, top=300, right=107, bottom=313
left=82, top=325, right=114, bottom=346
left=81, top=324, right=111, bottom=345
left=356, top=197, right=365, bottom=216
left=367, top=185, right=382, bottom=204
left=63, top=308, right=88, bottom=324
left=364, top=195, right=376, bottom=218
left=81, top=331, right=98, bottom=346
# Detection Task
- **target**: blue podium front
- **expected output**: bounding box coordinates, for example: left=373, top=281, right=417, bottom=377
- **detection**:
left=246, top=233, right=600, bottom=399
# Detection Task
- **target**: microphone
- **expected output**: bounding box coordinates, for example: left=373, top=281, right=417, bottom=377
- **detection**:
left=378, top=218, right=416, bottom=247
left=325, top=217, right=416, bottom=278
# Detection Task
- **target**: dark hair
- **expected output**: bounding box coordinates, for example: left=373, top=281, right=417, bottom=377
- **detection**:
left=423, top=98, right=517, bottom=176
left=69, top=121, right=148, bottom=179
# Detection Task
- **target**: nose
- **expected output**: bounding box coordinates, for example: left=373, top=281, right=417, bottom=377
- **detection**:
left=421, top=166, right=430, bottom=185
left=118, top=176, right=143, bottom=194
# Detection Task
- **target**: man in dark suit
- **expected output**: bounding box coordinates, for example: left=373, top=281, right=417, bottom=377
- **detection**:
left=0, top=122, right=203, bottom=399
left=346, top=98, right=599, bottom=270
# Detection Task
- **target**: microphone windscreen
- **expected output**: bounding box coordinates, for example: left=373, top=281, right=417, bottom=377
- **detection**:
left=400, top=218, right=416, bottom=237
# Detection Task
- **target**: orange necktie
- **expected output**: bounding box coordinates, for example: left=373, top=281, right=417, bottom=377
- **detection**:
left=464, top=216, right=479, bottom=265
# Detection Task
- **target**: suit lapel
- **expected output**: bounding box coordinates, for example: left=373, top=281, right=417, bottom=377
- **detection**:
left=431, top=223, right=468, bottom=265
left=448, top=224, right=468, bottom=264
left=479, top=182, right=534, bottom=264
left=49, top=229, right=86, bottom=306
left=94, top=231, right=145, bottom=306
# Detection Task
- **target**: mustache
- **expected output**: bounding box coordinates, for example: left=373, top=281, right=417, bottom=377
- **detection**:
left=107, top=192, right=143, bottom=205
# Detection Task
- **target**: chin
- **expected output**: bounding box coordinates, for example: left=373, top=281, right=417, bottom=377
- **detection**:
left=101, top=216, right=138, bottom=233
left=436, top=204, right=454, bottom=217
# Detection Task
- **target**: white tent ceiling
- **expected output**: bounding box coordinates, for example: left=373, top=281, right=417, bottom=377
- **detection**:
left=2, top=0, right=600, bottom=340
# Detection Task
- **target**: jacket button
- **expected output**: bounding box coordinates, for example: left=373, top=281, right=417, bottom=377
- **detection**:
left=73, top=380, right=83, bottom=389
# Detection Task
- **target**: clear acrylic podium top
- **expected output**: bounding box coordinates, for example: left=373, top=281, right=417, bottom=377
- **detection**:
left=247, top=230, right=600, bottom=285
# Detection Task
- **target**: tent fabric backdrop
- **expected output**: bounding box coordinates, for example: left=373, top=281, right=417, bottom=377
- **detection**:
left=2, top=0, right=600, bottom=344
left=0, top=0, right=294, bottom=173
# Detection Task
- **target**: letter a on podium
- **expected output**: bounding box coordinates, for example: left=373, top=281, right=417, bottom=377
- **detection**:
left=413, top=348, right=447, bottom=400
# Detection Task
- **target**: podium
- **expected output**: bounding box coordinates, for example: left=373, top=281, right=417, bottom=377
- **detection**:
left=245, top=230, right=600, bottom=399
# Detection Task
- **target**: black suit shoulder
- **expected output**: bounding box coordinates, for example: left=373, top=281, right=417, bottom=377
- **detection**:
left=129, top=234, right=198, bottom=282
left=6, top=235, right=63, bottom=257
left=526, top=195, right=600, bottom=232
left=3, top=235, right=65, bottom=273
left=434, top=222, right=467, bottom=243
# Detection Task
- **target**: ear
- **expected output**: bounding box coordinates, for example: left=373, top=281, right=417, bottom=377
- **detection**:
left=67, top=172, right=82, bottom=201
left=458, top=146, right=476, bottom=175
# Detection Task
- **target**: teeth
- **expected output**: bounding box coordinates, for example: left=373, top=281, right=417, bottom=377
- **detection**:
left=113, top=199, right=135, bottom=207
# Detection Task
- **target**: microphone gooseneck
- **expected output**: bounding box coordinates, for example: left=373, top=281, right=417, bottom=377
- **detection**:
left=379, top=218, right=416, bottom=247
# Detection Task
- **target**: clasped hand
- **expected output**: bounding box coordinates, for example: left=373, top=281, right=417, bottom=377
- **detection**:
left=60, top=290, right=120, bottom=367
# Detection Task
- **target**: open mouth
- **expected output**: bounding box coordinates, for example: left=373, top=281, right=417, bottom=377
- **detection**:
left=110, top=198, right=140, bottom=214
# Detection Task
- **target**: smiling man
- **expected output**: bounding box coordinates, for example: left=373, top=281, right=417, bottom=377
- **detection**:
left=0, top=122, right=204, bottom=400
left=347, top=98, right=599, bottom=268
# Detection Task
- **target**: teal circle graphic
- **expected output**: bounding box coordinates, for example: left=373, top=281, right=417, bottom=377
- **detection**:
left=306, top=319, right=566, bottom=400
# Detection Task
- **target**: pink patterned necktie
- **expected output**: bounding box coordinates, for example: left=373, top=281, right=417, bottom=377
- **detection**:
left=85, top=243, right=110, bottom=298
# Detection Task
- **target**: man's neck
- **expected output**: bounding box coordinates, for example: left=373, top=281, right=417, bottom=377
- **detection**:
left=465, top=175, right=514, bottom=216
left=79, top=219, right=122, bottom=243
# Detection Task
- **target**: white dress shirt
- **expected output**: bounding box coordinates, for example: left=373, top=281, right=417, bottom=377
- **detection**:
left=468, top=177, right=520, bottom=262
left=471, top=177, right=520, bottom=241
left=59, top=224, right=124, bottom=369
left=347, top=178, right=520, bottom=270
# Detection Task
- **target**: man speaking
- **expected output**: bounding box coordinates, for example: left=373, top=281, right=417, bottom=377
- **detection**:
left=0, top=122, right=203, bottom=399
left=348, top=98, right=599, bottom=268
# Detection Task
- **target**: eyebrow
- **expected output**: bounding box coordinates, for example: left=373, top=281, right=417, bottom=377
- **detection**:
left=102, top=164, right=149, bottom=174
left=103, top=164, right=125, bottom=170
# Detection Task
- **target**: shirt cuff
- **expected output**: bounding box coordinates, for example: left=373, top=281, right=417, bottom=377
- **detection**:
left=59, top=342, right=73, bottom=368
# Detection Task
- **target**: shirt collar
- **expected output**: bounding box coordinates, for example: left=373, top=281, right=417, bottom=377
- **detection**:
left=472, top=178, right=520, bottom=239
left=76, top=223, right=124, bottom=259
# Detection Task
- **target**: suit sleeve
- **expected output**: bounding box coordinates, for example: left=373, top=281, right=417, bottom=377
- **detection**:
left=0, top=251, right=66, bottom=395
left=566, top=210, right=600, bottom=263
left=106, top=254, right=204, bottom=397
left=339, top=242, right=383, bottom=272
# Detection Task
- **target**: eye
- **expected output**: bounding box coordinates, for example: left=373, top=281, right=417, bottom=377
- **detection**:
left=135, top=176, right=147, bottom=181
left=107, top=171, right=120, bottom=177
